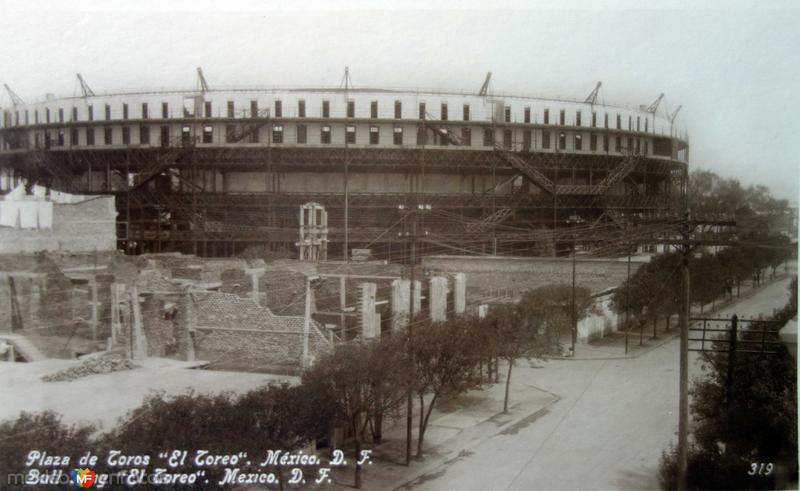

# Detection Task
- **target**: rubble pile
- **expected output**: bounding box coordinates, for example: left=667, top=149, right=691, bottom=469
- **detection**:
left=42, top=355, right=139, bottom=382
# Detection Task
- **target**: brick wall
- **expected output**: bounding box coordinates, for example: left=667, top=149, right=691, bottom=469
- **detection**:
left=422, top=255, right=646, bottom=304
left=0, top=197, right=116, bottom=254
left=191, top=291, right=331, bottom=372
left=0, top=254, right=74, bottom=332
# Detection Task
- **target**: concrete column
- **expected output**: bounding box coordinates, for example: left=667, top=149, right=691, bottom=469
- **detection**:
left=110, top=283, right=124, bottom=344
left=359, top=282, right=378, bottom=339
left=130, top=286, right=147, bottom=360
left=391, top=279, right=410, bottom=331
left=453, top=273, right=466, bottom=315
left=30, top=277, right=41, bottom=326
left=412, top=280, right=422, bottom=315
left=339, top=276, right=347, bottom=333
left=176, top=290, right=197, bottom=362
left=374, top=312, right=382, bottom=340
left=299, top=204, right=306, bottom=260
left=246, top=267, right=265, bottom=306
left=89, top=279, right=98, bottom=342
left=429, top=276, right=448, bottom=323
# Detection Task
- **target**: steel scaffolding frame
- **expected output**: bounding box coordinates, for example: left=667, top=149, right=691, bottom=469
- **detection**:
left=0, top=142, right=686, bottom=258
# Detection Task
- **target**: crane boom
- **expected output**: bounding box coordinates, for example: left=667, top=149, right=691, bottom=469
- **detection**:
left=647, top=93, right=665, bottom=113
left=77, top=73, right=95, bottom=97
left=3, top=84, right=24, bottom=106
left=197, top=67, right=210, bottom=93
left=669, top=105, right=682, bottom=123
left=478, top=72, right=492, bottom=96
left=584, top=81, right=602, bottom=105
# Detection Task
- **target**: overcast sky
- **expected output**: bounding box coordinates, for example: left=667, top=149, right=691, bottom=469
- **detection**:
left=1, top=0, right=798, bottom=203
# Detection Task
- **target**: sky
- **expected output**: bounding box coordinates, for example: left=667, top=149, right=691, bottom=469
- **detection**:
left=1, top=0, right=798, bottom=203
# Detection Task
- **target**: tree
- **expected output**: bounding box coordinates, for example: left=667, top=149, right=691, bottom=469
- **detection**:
left=410, top=316, right=479, bottom=456
left=0, top=412, right=96, bottom=491
left=613, top=252, right=682, bottom=333
left=659, top=280, right=798, bottom=490
left=302, top=338, right=406, bottom=488
left=105, top=384, right=333, bottom=491
left=496, top=284, right=582, bottom=413
left=690, top=253, right=725, bottom=312
left=717, top=246, right=753, bottom=297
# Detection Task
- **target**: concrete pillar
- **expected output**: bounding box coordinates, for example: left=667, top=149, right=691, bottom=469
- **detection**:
left=339, top=276, right=346, bottom=332
left=391, top=279, right=410, bottom=331
left=359, top=282, right=378, bottom=339
left=176, top=290, right=197, bottom=362
left=89, top=279, right=98, bottom=342
left=374, top=312, right=382, bottom=340
left=453, top=273, right=466, bottom=315
left=110, top=283, right=124, bottom=344
left=246, top=267, right=265, bottom=306
left=412, top=280, right=422, bottom=315
left=130, top=286, right=147, bottom=360
left=478, top=304, right=489, bottom=319
left=29, top=276, right=41, bottom=326
left=429, top=276, right=448, bottom=323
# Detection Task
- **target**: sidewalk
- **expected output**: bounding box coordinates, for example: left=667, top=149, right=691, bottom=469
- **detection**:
left=569, top=267, right=796, bottom=361
left=325, top=373, right=558, bottom=490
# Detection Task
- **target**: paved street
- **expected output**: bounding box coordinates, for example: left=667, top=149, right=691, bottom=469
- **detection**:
left=404, top=276, right=794, bottom=491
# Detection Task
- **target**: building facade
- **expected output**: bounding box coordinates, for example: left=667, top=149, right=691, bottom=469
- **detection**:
left=0, top=85, right=688, bottom=258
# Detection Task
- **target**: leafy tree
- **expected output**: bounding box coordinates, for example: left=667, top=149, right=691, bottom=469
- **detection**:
left=301, top=338, right=406, bottom=488
left=104, top=384, right=333, bottom=490
left=0, top=411, right=96, bottom=491
left=659, top=280, right=798, bottom=490
left=496, top=284, right=582, bottom=412
left=717, top=246, right=753, bottom=297
left=613, top=252, right=682, bottom=332
left=409, top=316, right=479, bottom=456
left=690, top=253, right=725, bottom=312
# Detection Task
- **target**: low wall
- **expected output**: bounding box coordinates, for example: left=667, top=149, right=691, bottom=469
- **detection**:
left=422, top=255, right=646, bottom=301
left=577, top=293, right=621, bottom=343
left=0, top=197, right=117, bottom=254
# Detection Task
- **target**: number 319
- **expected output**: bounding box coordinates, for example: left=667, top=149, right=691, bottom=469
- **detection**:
left=749, top=462, right=773, bottom=476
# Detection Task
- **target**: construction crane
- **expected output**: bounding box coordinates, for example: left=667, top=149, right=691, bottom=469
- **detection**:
left=669, top=105, right=682, bottom=124
left=3, top=84, right=24, bottom=106
left=197, top=67, right=210, bottom=93
left=76, top=73, right=95, bottom=97
left=646, top=93, right=665, bottom=114
left=584, top=81, right=602, bottom=105
left=669, top=105, right=683, bottom=136
left=478, top=72, right=492, bottom=96
left=339, top=66, right=353, bottom=90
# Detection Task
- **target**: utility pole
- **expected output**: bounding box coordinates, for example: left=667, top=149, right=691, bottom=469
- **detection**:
left=302, top=274, right=319, bottom=368
left=571, top=236, right=577, bottom=355
left=405, top=209, right=416, bottom=465
left=402, top=202, right=430, bottom=464
left=725, top=314, right=738, bottom=407
left=343, top=69, right=350, bottom=262
left=677, top=210, right=691, bottom=491
left=625, top=222, right=632, bottom=355
left=566, top=214, right=583, bottom=356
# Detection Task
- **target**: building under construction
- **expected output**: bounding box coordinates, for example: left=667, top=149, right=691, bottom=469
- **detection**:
left=0, top=71, right=688, bottom=260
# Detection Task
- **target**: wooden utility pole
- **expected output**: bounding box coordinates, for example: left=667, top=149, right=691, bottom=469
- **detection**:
left=625, top=223, right=632, bottom=355
left=677, top=211, right=691, bottom=491
left=405, top=210, right=417, bottom=465
left=571, top=237, right=577, bottom=355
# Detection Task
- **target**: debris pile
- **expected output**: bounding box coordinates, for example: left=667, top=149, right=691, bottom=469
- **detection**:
left=42, top=355, right=139, bottom=382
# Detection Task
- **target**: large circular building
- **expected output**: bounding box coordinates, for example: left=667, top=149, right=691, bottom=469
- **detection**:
left=0, top=75, right=688, bottom=259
